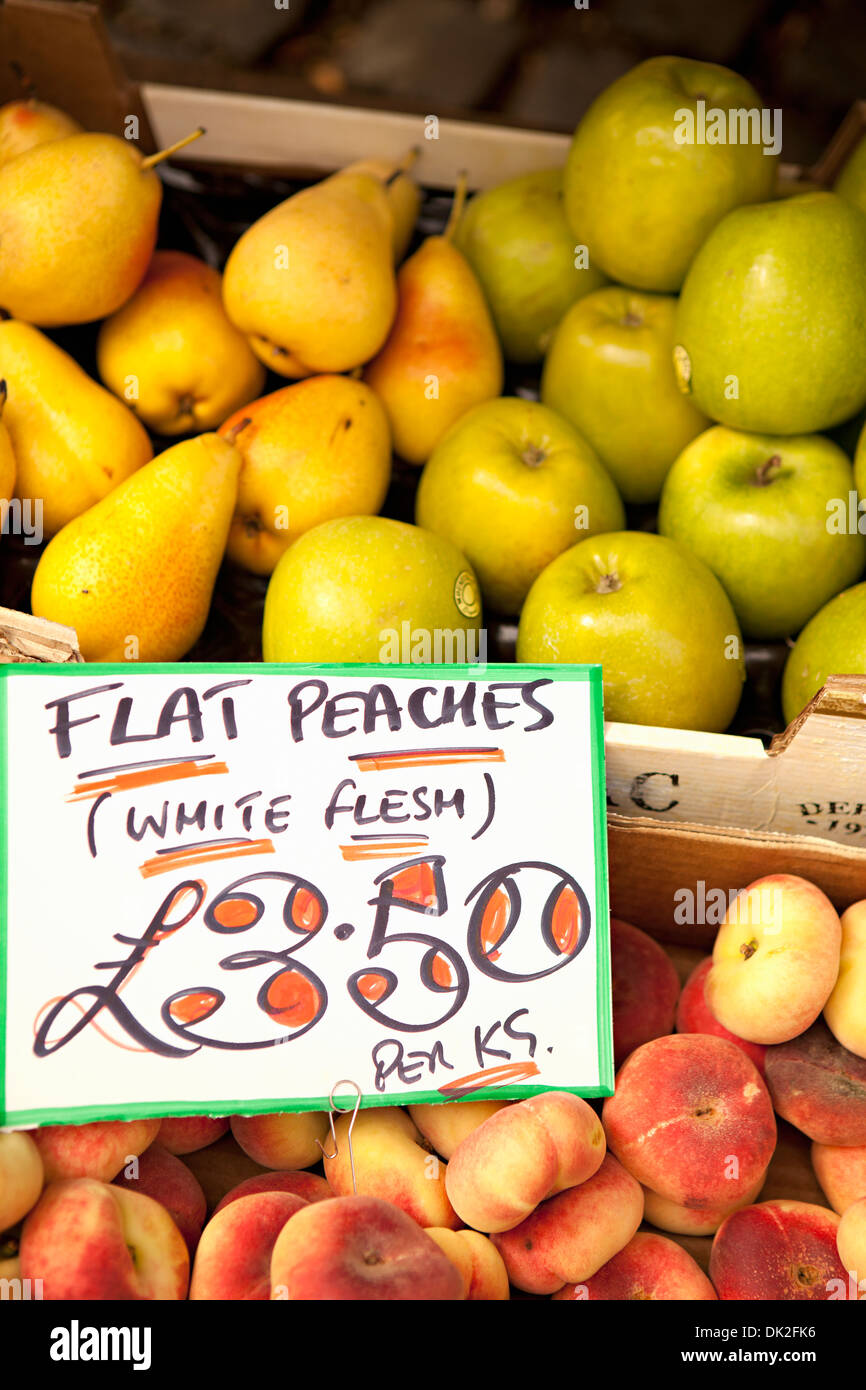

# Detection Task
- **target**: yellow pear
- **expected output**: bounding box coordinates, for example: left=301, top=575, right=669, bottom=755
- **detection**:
left=0, top=381, right=16, bottom=511
left=0, top=321, right=152, bottom=537
left=337, top=155, right=421, bottom=262
left=97, top=250, right=266, bottom=434
left=364, top=183, right=503, bottom=464
left=31, top=432, right=242, bottom=662
left=219, top=373, right=391, bottom=575
left=222, top=169, right=397, bottom=378
left=0, top=98, right=82, bottom=168
left=0, top=128, right=202, bottom=326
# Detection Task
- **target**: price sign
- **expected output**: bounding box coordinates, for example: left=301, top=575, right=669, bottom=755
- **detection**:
left=0, top=663, right=612, bottom=1126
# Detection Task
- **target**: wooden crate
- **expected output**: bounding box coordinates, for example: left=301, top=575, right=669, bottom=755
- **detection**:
left=140, top=80, right=824, bottom=192
left=0, top=607, right=81, bottom=664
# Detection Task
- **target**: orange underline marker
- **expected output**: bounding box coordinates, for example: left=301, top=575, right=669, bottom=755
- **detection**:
left=139, top=837, right=275, bottom=878
left=69, top=759, right=229, bottom=801
left=352, top=748, right=504, bottom=772
left=438, top=1060, right=541, bottom=1098
left=340, top=839, right=430, bottom=861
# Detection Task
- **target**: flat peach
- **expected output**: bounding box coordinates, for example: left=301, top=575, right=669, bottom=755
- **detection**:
left=825, top=899, right=866, bottom=1059
left=270, top=1195, right=464, bottom=1300
left=677, top=957, right=767, bottom=1076
left=427, top=1226, right=509, bottom=1300
left=710, top=1199, right=847, bottom=1300
left=190, top=1191, right=307, bottom=1300
left=764, top=1019, right=866, bottom=1145
left=0, top=1131, right=44, bottom=1229
left=113, top=1141, right=206, bottom=1253
left=837, top=1196, right=866, bottom=1294
left=158, top=1116, right=230, bottom=1155
left=707, top=874, right=841, bottom=1045
left=445, top=1090, right=605, bottom=1233
left=553, top=1231, right=716, bottom=1300
left=611, top=917, right=680, bottom=1068
left=492, top=1153, right=643, bottom=1294
left=20, top=1177, right=189, bottom=1300
left=214, top=1169, right=331, bottom=1214
left=425, top=1226, right=473, bottom=1295
left=181, top=1133, right=268, bottom=1210
left=408, top=1100, right=509, bottom=1159
left=812, top=1141, right=866, bottom=1215
left=31, top=1118, right=161, bottom=1183
left=230, top=1111, right=329, bottom=1169
left=603, top=1034, right=776, bottom=1210
left=642, top=1167, right=768, bottom=1236
left=324, top=1107, right=458, bottom=1229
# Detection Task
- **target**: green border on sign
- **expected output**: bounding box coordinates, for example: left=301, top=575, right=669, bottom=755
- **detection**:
left=0, top=661, right=613, bottom=1125
left=0, top=668, right=6, bottom=1131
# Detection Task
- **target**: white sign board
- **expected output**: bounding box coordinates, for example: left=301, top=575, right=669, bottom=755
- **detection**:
left=0, top=663, right=612, bottom=1126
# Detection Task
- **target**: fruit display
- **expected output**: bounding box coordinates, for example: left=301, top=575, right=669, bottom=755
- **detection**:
left=1, top=58, right=862, bottom=732
left=2, top=35, right=866, bottom=1313
left=2, top=877, right=864, bottom=1301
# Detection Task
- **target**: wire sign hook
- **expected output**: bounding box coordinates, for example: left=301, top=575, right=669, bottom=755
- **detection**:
left=315, top=1078, right=362, bottom=1194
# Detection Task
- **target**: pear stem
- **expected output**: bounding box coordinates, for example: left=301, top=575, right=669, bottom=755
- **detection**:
left=444, top=172, right=468, bottom=240
left=224, top=417, right=252, bottom=445
left=139, top=127, right=206, bottom=172
left=10, top=62, right=35, bottom=99
left=384, top=147, right=421, bottom=186
left=0, top=380, right=6, bottom=418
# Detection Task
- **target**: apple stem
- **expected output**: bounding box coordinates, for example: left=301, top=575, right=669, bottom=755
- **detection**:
left=139, top=127, right=206, bottom=172
left=755, top=454, right=782, bottom=486
left=444, top=173, right=468, bottom=240
left=595, top=572, right=622, bottom=595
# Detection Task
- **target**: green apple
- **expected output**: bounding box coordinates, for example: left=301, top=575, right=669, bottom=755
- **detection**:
left=454, top=169, right=607, bottom=363
left=415, top=397, right=624, bottom=616
left=262, top=515, right=482, bottom=663
left=782, top=582, right=866, bottom=724
left=674, top=192, right=866, bottom=434
left=834, top=133, right=866, bottom=218
left=516, top=530, right=745, bottom=732
left=563, top=55, right=778, bottom=292
left=658, top=427, right=866, bottom=640
left=540, top=286, right=709, bottom=504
